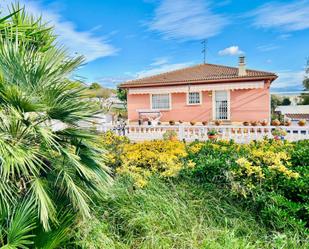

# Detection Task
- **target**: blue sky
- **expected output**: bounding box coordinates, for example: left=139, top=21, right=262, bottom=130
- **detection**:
left=2, top=0, right=309, bottom=91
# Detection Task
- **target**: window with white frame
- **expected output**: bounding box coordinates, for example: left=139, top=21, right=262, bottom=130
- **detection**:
left=151, top=94, right=170, bottom=110
left=188, top=92, right=201, bottom=105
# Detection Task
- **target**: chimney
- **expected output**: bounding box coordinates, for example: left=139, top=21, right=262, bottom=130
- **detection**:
left=238, top=56, right=246, bottom=76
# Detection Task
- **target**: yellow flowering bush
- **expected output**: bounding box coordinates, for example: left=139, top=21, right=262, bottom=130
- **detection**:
left=115, top=140, right=189, bottom=187
left=97, top=131, right=130, bottom=170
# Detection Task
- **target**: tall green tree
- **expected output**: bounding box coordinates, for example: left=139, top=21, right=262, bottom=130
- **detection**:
left=116, top=87, right=127, bottom=105
left=0, top=4, right=110, bottom=247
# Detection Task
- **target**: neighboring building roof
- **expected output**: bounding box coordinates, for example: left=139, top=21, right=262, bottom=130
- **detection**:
left=275, top=105, right=309, bottom=115
left=120, top=63, right=277, bottom=88
left=285, top=114, right=309, bottom=120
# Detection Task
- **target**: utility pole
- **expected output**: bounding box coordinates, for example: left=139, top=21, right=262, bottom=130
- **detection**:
left=201, top=39, right=207, bottom=64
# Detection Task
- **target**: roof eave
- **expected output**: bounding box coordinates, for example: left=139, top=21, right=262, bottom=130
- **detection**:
left=120, top=75, right=278, bottom=89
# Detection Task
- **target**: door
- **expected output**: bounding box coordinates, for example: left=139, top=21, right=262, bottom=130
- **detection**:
left=214, top=90, right=230, bottom=120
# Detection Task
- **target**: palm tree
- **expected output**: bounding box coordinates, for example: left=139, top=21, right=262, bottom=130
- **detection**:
left=0, top=198, right=74, bottom=248
left=0, top=3, right=111, bottom=245
left=0, top=3, right=55, bottom=52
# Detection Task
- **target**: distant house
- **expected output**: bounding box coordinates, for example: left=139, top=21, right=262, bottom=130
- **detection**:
left=120, top=57, right=277, bottom=124
left=104, top=93, right=126, bottom=109
left=275, top=105, right=309, bottom=124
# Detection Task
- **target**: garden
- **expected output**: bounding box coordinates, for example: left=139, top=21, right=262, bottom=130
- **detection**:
left=0, top=4, right=308, bottom=249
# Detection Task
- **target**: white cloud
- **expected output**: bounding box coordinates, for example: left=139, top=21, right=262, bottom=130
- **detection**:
left=257, top=44, right=280, bottom=52
left=251, top=1, right=309, bottom=32
left=218, top=46, right=243, bottom=56
left=94, top=59, right=193, bottom=87
left=271, top=70, right=305, bottom=89
left=148, top=0, right=228, bottom=40
left=1, top=0, right=117, bottom=62
left=150, top=57, right=169, bottom=66
left=95, top=76, right=133, bottom=88
left=278, top=34, right=292, bottom=40
left=136, top=61, right=193, bottom=78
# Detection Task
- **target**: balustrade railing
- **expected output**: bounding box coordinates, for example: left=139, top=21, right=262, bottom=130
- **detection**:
left=96, top=124, right=309, bottom=143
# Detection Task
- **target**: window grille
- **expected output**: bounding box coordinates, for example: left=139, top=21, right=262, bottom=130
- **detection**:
left=152, top=94, right=170, bottom=110
left=215, top=91, right=228, bottom=120
left=188, top=92, right=201, bottom=104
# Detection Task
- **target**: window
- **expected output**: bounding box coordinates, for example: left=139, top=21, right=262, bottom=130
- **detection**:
left=215, top=91, right=229, bottom=120
left=188, top=92, right=201, bottom=105
left=151, top=94, right=170, bottom=110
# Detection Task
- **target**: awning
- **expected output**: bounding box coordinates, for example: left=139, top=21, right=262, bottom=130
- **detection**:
left=128, top=81, right=264, bottom=95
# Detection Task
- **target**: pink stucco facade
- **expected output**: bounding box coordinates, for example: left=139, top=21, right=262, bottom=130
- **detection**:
left=127, top=80, right=271, bottom=124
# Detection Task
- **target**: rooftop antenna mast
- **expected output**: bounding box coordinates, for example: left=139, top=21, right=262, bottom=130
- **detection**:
left=201, top=39, right=207, bottom=64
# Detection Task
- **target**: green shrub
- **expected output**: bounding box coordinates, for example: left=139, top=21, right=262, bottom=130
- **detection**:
left=185, top=139, right=309, bottom=233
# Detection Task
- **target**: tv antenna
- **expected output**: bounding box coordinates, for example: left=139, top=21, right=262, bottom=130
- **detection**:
left=201, top=39, right=207, bottom=64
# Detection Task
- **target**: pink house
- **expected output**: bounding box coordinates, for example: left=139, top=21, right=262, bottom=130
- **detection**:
left=120, top=57, right=277, bottom=125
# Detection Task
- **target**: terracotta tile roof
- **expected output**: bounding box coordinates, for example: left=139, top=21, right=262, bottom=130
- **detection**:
left=120, top=63, right=277, bottom=87
left=285, top=114, right=309, bottom=120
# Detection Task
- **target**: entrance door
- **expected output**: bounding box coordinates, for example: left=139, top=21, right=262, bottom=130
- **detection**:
left=214, top=90, right=229, bottom=120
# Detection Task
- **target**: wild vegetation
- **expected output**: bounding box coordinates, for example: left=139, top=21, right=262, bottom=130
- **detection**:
left=76, top=133, right=309, bottom=248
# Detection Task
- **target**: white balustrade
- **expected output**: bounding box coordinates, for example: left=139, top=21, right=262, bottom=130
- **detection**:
left=97, top=124, right=309, bottom=143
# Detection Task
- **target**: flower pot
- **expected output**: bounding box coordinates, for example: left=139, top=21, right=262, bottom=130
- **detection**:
left=271, top=119, right=281, bottom=126
left=214, top=120, right=222, bottom=126
left=261, top=120, right=268, bottom=126
left=243, top=121, right=249, bottom=126
left=190, top=121, right=196, bottom=126
left=284, top=121, right=292, bottom=126
left=298, top=120, right=306, bottom=126
left=169, top=136, right=178, bottom=141
left=202, top=121, right=208, bottom=126
left=169, top=120, right=175, bottom=125
left=208, top=134, right=217, bottom=140
left=250, top=121, right=259, bottom=126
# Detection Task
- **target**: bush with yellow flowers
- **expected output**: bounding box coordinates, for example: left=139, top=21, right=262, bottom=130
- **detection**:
left=98, top=133, right=192, bottom=187
left=97, top=131, right=130, bottom=171
left=117, top=140, right=190, bottom=187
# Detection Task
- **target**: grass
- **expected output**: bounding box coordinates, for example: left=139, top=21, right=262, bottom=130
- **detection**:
left=75, top=176, right=307, bottom=249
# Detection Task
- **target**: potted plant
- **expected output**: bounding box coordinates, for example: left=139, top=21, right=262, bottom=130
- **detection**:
left=260, top=120, right=268, bottom=126
left=163, top=130, right=178, bottom=141
left=178, top=120, right=183, bottom=124
left=202, top=121, right=208, bottom=126
left=250, top=121, right=259, bottom=126
left=271, top=119, right=281, bottom=126
left=169, top=120, right=175, bottom=125
left=284, top=119, right=292, bottom=126
left=298, top=119, right=307, bottom=126
left=190, top=121, right=196, bottom=126
left=243, top=121, right=250, bottom=126
left=207, top=129, right=218, bottom=140
left=214, top=120, right=222, bottom=126
left=272, top=128, right=287, bottom=140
